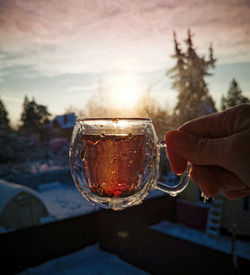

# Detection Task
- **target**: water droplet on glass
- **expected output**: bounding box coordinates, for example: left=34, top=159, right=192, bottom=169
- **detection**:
left=87, top=139, right=99, bottom=146
left=81, top=150, right=87, bottom=161
left=112, top=118, right=119, bottom=124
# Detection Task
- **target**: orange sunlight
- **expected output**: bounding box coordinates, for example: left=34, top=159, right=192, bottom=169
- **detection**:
left=108, top=74, right=142, bottom=111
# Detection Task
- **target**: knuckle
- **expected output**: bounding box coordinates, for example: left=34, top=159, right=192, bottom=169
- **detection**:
left=197, top=137, right=209, bottom=160
left=216, top=137, right=235, bottom=168
left=223, top=137, right=235, bottom=155
left=197, top=137, right=220, bottom=165
left=229, top=135, right=245, bottom=164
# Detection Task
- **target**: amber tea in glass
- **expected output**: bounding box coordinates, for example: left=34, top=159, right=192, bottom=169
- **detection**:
left=69, top=118, right=190, bottom=210
left=82, top=134, right=145, bottom=197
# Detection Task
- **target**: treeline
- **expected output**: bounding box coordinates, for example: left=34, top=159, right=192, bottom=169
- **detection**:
left=0, top=96, right=51, bottom=138
left=0, top=96, right=68, bottom=176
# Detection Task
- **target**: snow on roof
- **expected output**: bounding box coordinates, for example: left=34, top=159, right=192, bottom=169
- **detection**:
left=37, top=181, right=99, bottom=219
left=0, top=179, right=45, bottom=214
left=50, top=113, right=76, bottom=129
left=151, top=220, right=250, bottom=261
left=20, top=244, right=148, bottom=274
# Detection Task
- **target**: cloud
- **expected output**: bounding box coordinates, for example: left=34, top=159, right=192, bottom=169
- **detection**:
left=0, top=0, right=250, bottom=77
left=1, top=0, right=250, bottom=123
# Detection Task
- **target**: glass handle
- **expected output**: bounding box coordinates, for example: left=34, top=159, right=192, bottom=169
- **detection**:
left=156, top=141, right=190, bottom=197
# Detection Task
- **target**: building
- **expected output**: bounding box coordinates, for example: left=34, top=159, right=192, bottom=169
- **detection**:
left=0, top=180, right=49, bottom=230
left=49, top=113, right=77, bottom=137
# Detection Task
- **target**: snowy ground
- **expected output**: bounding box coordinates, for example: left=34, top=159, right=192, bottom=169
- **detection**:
left=18, top=244, right=149, bottom=275
left=37, top=181, right=249, bottom=268
left=151, top=220, right=250, bottom=261
left=38, top=181, right=99, bottom=221
left=0, top=180, right=166, bottom=234
left=4, top=181, right=250, bottom=273
left=38, top=181, right=164, bottom=222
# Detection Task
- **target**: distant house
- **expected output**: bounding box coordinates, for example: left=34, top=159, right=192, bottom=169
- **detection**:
left=0, top=180, right=49, bottom=230
left=49, top=113, right=77, bottom=137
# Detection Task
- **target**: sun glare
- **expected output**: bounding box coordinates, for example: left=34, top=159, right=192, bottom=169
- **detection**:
left=118, top=85, right=138, bottom=105
left=109, top=74, right=142, bottom=110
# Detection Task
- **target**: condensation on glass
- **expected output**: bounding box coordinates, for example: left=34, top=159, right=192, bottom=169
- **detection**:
left=69, top=118, right=190, bottom=210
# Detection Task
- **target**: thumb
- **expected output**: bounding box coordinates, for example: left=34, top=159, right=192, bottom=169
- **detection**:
left=165, top=129, right=226, bottom=166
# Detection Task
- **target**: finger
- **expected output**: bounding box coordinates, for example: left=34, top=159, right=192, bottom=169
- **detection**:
left=166, top=146, right=187, bottom=175
left=190, top=164, right=220, bottom=198
left=165, top=130, right=227, bottom=167
left=211, top=166, right=246, bottom=193
left=178, top=110, right=229, bottom=138
left=223, top=187, right=250, bottom=200
left=179, top=104, right=250, bottom=138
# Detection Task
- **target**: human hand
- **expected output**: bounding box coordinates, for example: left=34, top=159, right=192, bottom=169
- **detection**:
left=165, top=104, right=250, bottom=199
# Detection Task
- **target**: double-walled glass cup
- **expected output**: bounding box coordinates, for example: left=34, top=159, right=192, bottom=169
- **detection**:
left=69, top=118, right=190, bottom=210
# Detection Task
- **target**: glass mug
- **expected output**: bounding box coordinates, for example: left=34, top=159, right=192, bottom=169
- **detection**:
left=69, top=118, right=190, bottom=210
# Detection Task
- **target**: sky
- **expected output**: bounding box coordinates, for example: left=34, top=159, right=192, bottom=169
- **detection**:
left=0, top=0, right=250, bottom=125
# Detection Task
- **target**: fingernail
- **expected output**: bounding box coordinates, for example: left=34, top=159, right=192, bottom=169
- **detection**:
left=196, top=183, right=211, bottom=199
left=201, top=192, right=210, bottom=202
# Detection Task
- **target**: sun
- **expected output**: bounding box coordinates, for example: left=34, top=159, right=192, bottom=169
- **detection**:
left=109, top=74, right=142, bottom=110
left=116, top=84, right=138, bottom=105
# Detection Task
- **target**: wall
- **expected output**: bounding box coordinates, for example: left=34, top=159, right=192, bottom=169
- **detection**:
left=178, top=180, right=199, bottom=203
left=176, top=199, right=209, bottom=231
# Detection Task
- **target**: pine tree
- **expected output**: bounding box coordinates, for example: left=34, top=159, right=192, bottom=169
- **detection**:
left=0, top=97, right=10, bottom=129
left=221, top=79, right=250, bottom=110
left=168, top=30, right=217, bottom=126
left=19, top=96, right=51, bottom=135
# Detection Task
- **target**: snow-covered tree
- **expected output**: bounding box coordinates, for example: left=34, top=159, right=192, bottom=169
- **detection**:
left=168, top=30, right=217, bottom=126
left=221, top=79, right=250, bottom=110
